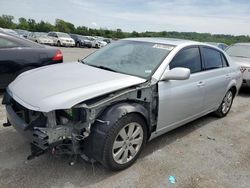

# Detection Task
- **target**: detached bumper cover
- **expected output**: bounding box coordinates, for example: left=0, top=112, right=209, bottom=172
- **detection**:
left=5, top=105, right=49, bottom=150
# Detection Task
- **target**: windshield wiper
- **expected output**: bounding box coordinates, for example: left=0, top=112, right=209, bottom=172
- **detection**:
left=93, top=65, right=118, bottom=73
left=82, top=62, right=118, bottom=73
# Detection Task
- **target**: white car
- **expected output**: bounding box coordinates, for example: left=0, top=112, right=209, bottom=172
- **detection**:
left=226, top=43, right=250, bottom=87
left=48, top=32, right=75, bottom=47
left=92, top=37, right=107, bottom=48
left=27, top=32, right=54, bottom=45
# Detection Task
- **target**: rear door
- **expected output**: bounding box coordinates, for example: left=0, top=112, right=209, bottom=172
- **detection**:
left=200, top=46, right=229, bottom=111
left=157, top=46, right=205, bottom=132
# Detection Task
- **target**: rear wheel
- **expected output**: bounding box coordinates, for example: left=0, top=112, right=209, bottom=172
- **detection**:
left=57, top=41, right=61, bottom=47
left=214, top=89, right=234, bottom=117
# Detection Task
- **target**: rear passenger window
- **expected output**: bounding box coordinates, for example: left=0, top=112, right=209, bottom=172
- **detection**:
left=169, top=47, right=202, bottom=73
left=203, top=47, right=224, bottom=70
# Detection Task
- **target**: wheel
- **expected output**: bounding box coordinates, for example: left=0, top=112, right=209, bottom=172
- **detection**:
left=76, top=42, right=80, bottom=48
left=89, top=113, right=147, bottom=171
left=214, top=89, right=235, bottom=117
left=57, top=41, right=61, bottom=47
left=95, top=44, right=99, bottom=48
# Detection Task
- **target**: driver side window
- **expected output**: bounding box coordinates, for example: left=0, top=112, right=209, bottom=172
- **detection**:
left=170, top=47, right=202, bottom=74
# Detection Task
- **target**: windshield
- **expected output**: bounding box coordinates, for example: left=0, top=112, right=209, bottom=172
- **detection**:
left=226, top=45, right=250, bottom=58
left=82, top=40, right=173, bottom=79
left=57, top=33, right=70, bottom=38
left=35, top=32, right=47, bottom=37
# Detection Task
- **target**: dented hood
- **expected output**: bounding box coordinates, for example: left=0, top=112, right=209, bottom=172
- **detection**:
left=8, top=62, right=146, bottom=112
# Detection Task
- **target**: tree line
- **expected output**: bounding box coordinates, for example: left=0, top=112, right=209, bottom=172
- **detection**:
left=1, top=14, right=250, bottom=45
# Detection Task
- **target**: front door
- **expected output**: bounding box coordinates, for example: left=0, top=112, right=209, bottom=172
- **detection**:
left=156, top=46, right=205, bottom=133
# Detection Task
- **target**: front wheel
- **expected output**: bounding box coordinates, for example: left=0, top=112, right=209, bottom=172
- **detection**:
left=99, top=114, right=147, bottom=171
left=214, top=89, right=234, bottom=117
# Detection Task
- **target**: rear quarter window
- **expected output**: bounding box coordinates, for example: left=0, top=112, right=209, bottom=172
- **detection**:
left=202, top=47, right=225, bottom=70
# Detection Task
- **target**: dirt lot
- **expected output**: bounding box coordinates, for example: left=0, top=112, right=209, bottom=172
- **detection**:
left=0, top=48, right=249, bottom=188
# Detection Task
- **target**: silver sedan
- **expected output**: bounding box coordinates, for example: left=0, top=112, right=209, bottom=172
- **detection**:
left=3, top=38, right=242, bottom=171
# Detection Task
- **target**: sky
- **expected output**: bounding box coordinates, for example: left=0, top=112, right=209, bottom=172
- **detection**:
left=1, top=0, right=250, bottom=35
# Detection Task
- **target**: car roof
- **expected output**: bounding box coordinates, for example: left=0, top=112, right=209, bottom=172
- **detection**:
left=122, top=37, right=202, bottom=46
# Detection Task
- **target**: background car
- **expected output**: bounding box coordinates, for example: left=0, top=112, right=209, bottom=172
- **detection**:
left=28, top=32, right=54, bottom=45
left=226, top=43, right=250, bottom=87
left=48, top=32, right=75, bottom=47
left=206, top=42, right=228, bottom=51
left=0, top=27, right=20, bottom=37
left=92, top=37, right=107, bottom=48
left=3, top=38, right=242, bottom=171
left=0, top=32, right=63, bottom=89
left=69, top=34, right=92, bottom=48
left=15, top=29, right=31, bottom=38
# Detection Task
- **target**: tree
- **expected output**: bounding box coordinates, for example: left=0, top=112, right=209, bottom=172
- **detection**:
left=27, top=19, right=36, bottom=31
left=55, top=19, right=75, bottom=33
left=17, top=17, right=29, bottom=30
left=0, top=15, right=15, bottom=28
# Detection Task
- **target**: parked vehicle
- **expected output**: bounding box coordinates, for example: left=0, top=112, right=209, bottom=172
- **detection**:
left=103, top=38, right=111, bottom=44
left=48, top=32, right=75, bottom=47
left=206, top=42, right=228, bottom=51
left=69, top=34, right=92, bottom=48
left=226, top=43, right=250, bottom=87
left=28, top=32, right=54, bottom=45
left=15, top=29, right=31, bottom=38
left=3, top=38, right=242, bottom=171
left=0, top=32, right=63, bottom=88
left=0, top=28, right=20, bottom=37
left=92, top=37, right=107, bottom=48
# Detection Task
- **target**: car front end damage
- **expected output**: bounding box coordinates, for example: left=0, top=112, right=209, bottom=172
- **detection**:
left=2, top=82, right=158, bottom=162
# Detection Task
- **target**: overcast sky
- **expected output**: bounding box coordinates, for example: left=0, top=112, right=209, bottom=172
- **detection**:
left=1, top=0, right=250, bottom=35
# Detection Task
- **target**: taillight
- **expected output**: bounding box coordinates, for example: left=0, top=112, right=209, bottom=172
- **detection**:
left=52, top=50, right=63, bottom=62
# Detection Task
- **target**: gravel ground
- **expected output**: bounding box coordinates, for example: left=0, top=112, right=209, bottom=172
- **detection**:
left=0, top=48, right=249, bottom=188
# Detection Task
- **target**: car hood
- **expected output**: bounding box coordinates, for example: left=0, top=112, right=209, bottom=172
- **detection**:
left=8, top=62, right=146, bottom=112
left=230, top=56, right=250, bottom=67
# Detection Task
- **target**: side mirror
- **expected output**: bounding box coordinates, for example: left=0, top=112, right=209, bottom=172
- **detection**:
left=160, top=67, right=191, bottom=81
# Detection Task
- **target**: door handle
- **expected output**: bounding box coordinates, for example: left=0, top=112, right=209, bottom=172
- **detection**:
left=197, top=81, right=205, bottom=87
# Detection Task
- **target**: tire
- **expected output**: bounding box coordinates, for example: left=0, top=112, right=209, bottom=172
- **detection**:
left=214, top=89, right=235, bottom=117
left=95, top=44, right=99, bottom=48
left=90, top=113, right=147, bottom=171
left=57, top=41, right=61, bottom=47
left=76, top=42, right=80, bottom=48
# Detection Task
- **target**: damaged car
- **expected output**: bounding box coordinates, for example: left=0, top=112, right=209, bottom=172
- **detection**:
left=2, top=38, right=242, bottom=171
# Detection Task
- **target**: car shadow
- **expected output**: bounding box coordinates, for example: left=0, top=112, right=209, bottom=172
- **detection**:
left=238, top=87, right=250, bottom=97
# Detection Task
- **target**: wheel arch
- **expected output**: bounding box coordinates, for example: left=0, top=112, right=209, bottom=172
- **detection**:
left=226, top=80, right=238, bottom=97
left=83, top=102, right=151, bottom=163
left=98, top=102, right=151, bottom=138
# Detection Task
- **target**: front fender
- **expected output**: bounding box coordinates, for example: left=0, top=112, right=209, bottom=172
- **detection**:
left=98, top=102, right=149, bottom=126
